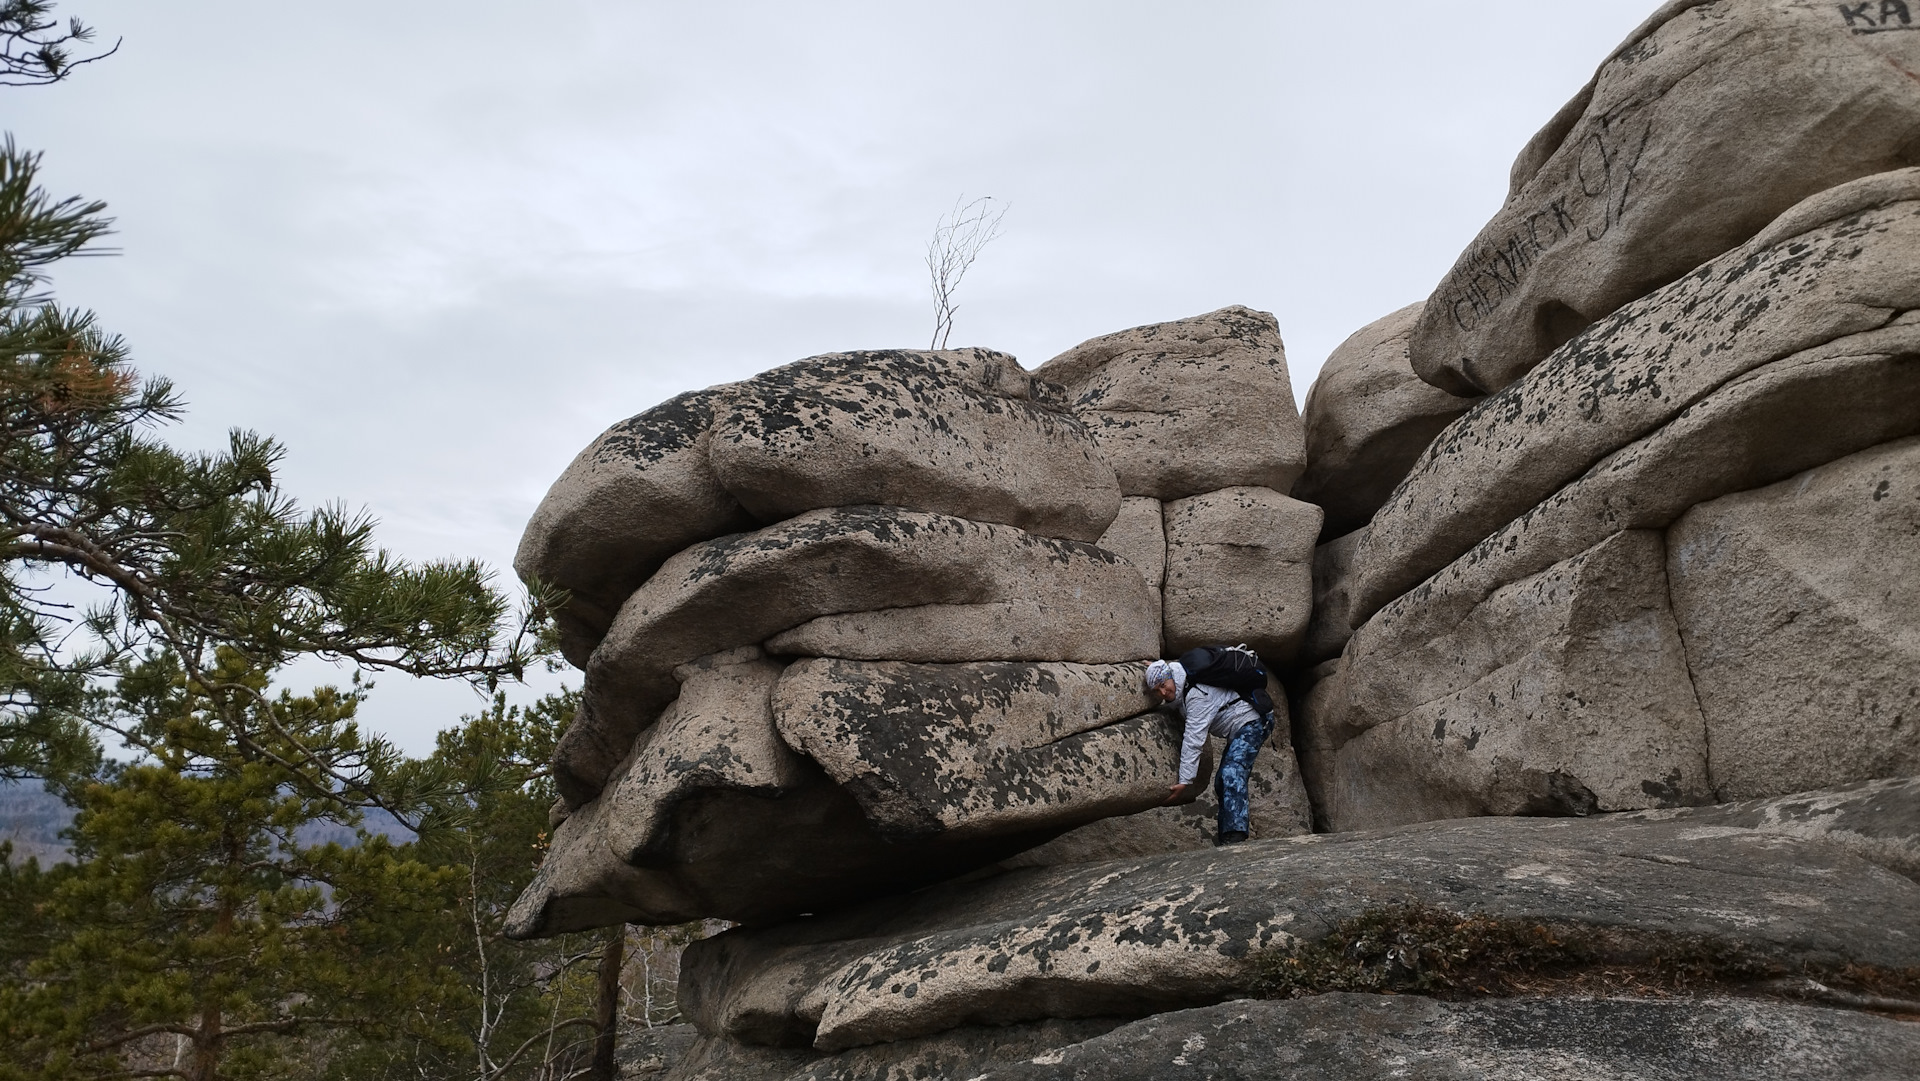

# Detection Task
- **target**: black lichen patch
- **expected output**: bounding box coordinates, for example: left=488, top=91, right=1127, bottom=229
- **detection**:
left=592, top=387, right=719, bottom=466
left=1247, top=904, right=1920, bottom=1010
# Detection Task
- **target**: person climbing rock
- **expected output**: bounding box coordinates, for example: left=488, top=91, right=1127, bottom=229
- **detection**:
left=1145, top=646, right=1276, bottom=845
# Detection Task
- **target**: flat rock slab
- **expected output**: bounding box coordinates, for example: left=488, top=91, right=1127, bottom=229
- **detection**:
left=1305, top=530, right=1710, bottom=832
left=1036, top=306, right=1305, bottom=500
left=708, top=348, right=1120, bottom=540
left=515, top=387, right=756, bottom=667
left=1294, top=303, right=1474, bottom=539
left=518, top=348, right=1120, bottom=667
left=661, top=1018, right=1128, bottom=1081
left=771, top=660, right=1178, bottom=842
left=558, top=507, right=1156, bottom=804
left=1357, top=169, right=1920, bottom=624
left=680, top=793, right=1920, bottom=1051
left=1161, top=486, right=1320, bottom=665
left=1411, top=0, right=1920, bottom=394
left=1669, top=437, right=1920, bottom=800
left=979, top=994, right=1920, bottom=1081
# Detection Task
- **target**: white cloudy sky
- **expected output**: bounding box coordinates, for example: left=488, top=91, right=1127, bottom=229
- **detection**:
left=8, top=1, right=1657, bottom=752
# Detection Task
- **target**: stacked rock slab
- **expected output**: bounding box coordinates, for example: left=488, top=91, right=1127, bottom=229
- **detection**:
left=1038, top=306, right=1319, bottom=666
left=1409, top=0, right=1920, bottom=395
left=662, top=780, right=1919, bottom=1071
left=510, top=322, right=1318, bottom=936
left=1303, top=169, right=1920, bottom=831
left=1293, top=303, right=1476, bottom=541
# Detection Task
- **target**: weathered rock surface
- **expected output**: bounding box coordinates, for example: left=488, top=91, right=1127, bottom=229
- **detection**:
left=518, top=349, right=1121, bottom=668
left=1412, top=0, right=1920, bottom=395
left=1036, top=307, right=1305, bottom=500
left=980, top=995, right=1920, bottom=1081
left=771, top=660, right=1183, bottom=842
left=1294, top=303, right=1475, bottom=538
left=1668, top=437, right=1920, bottom=800
left=708, top=348, right=1120, bottom=540
left=1356, top=169, right=1920, bottom=624
left=1000, top=682, right=1312, bottom=867
left=1094, top=495, right=1165, bottom=638
left=559, top=507, right=1157, bottom=803
left=660, top=1017, right=1129, bottom=1081
left=1303, top=530, right=1709, bottom=833
left=680, top=794, right=1920, bottom=1051
left=1621, top=776, right=1920, bottom=884
left=1161, top=486, right=1320, bottom=665
left=515, top=388, right=756, bottom=667
left=1304, top=527, right=1364, bottom=665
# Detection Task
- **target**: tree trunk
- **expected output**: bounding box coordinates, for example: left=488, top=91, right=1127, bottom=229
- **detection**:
left=587, top=926, right=625, bottom=1081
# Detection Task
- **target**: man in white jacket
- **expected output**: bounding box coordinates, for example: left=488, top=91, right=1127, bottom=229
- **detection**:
left=1144, top=657, right=1273, bottom=845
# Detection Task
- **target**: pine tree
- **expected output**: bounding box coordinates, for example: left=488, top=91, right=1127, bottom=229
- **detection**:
left=0, top=655, right=470, bottom=1081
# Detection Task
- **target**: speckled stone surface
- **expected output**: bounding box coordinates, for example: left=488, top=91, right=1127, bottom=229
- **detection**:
left=1160, top=486, right=1320, bottom=665
left=1668, top=438, right=1920, bottom=799
left=556, top=506, right=1156, bottom=804
left=1294, top=303, right=1473, bottom=539
left=772, top=659, right=1179, bottom=841
left=1356, top=169, right=1920, bottom=625
left=517, top=348, right=1120, bottom=669
left=1411, top=0, right=1920, bottom=395
left=980, top=994, right=1920, bottom=1081
left=679, top=790, right=1920, bottom=1051
left=1304, top=530, right=1710, bottom=832
left=1037, top=306, right=1305, bottom=501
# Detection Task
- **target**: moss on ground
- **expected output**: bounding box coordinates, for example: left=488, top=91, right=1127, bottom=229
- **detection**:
left=1247, top=904, right=1920, bottom=1013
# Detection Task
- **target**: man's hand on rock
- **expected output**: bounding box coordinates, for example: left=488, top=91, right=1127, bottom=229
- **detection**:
left=1163, top=783, right=1189, bottom=806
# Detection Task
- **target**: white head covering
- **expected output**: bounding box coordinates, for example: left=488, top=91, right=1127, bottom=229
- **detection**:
left=1144, top=659, right=1186, bottom=699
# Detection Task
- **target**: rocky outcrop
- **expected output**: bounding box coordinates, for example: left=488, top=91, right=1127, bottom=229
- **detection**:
left=676, top=781, right=1920, bottom=1053
left=1293, top=303, right=1474, bottom=539
left=980, top=996, right=1920, bottom=1081
left=1410, top=0, right=1920, bottom=394
left=771, top=660, right=1180, bottom=841
left=1160, top=486, right=1319, bottom=665
left=1303, top=530, right=1709, bottom=832
left=559, top=507, right=1158, bottom=802
left=518, top=349, right=1119, bottom=666
left=1355, top=169, right=1920, bottom=627
left=1036, top=306, right=1305, bottom=500
left=1667, top=438, right=1920, bottom=800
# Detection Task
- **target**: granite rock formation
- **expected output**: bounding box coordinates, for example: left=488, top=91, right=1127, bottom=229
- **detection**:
left=509, top=323, right=1315, bottom=936
left=1410, top=0, right=1920, bottom=395
left=510, top=8, right=1920, bottom=1073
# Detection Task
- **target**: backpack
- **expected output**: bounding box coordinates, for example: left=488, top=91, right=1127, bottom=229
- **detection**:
left=1176, top=643, right=1275, bottom=719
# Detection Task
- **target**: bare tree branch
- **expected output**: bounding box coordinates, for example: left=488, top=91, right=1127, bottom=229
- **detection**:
left=926, top=194, right=1008, bottom=350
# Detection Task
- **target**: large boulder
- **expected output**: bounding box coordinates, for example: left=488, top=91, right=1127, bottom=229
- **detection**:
left=1094, top=495, right=1166, bottom=641
left=1293, top=303, right=1474, bottom=539
left=557, top=507, right=1159, bottom=804
left=1668, top=437, right=1920, bottom=799
left=1035, top=306, right=1306, bottom=500
left=1411, top=0, right=1920, bottom=394
left=514, top=388, right=756, bottom=666
left=678, top=783, right=1920, bottom=1051
left=707, top=348, right=1120, bottom=540
left=1354, top=169, right=1920, bottom=625
left=981, top=995, right=1920, bottom=1081
left=518, top=349, right=1121, bottom=667
left=1303, top=527, right=1365, bottom=665
left=999, top=676, right=1312, bottom=867
left=1160, top=486, right=1320, bottom=665
left=770, top=660, right=1184, bottom=842
left=1303, top=530, right=1710, bottom=832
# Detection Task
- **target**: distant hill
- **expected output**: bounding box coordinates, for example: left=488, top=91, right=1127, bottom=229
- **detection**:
left=0, top=781, right=73, bottom=865
left=0, top=779, right=413, bottom=865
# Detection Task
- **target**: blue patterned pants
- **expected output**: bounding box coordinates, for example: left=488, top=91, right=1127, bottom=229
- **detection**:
left=1216, top=714, right=1274, bottom=837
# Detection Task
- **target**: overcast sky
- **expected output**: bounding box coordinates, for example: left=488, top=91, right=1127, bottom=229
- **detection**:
left=8, top=1, right=1657, bottom=752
